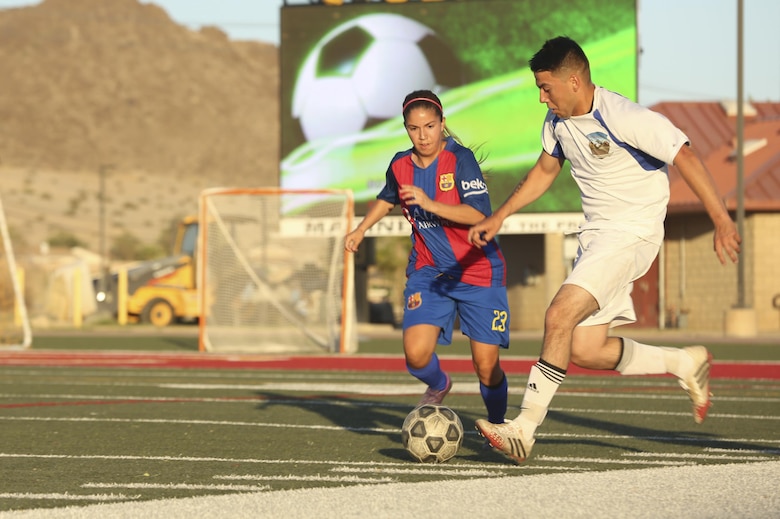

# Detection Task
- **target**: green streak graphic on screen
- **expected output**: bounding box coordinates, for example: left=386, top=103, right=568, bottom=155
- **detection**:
left=280, top=0, right=637, bottom=215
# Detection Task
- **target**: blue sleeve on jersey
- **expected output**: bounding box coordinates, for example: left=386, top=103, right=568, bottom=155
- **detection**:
left=545, top=115, right=567, bottom=160
left=376, top=153, right=403, bottom=204
left=551, top=141, right=565, bottom=160
left=454, top=147, right=492, bottom=216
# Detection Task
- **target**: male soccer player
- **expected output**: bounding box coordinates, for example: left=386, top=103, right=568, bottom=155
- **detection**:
left=468, top=36, right=741, bottom=464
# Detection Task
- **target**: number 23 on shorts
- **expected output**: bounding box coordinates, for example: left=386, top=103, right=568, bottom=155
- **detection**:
left=491, top=310, right=508, bottom=332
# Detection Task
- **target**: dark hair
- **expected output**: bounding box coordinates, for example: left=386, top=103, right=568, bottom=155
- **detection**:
left=400, top=89, right=488, bottom=165
left=401, top=89, right=461, bottom=143
left=529, top=36, right=590, bottom=75
left=402, top=90, right=443, bottom=121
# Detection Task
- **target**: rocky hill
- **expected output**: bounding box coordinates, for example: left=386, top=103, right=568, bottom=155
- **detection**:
left=0, top=0, right=279, bottom=253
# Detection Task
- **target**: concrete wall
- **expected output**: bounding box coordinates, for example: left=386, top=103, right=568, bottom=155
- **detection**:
left=501, top=234, right=546, bottom=331
left=662, top=212, right=780, bottom=333
left=501, top=233, right=569, bottom=332
left=663, top=215, right=740, bottom=331
left=752, top=213, right=780, bottom=331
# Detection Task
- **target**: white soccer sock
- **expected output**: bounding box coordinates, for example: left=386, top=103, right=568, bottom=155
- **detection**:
left=513, top=360, right=565, bottom=440
left=615, top=337, right=692, bottom=378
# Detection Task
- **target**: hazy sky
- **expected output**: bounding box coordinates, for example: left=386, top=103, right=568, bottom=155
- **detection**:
left=1, top=0, right=778, bottom=107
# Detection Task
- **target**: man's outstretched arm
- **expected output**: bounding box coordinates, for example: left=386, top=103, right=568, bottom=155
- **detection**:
left=673, top=144, right=741, bottom=264
left=469, top=151, right=563, bottom=247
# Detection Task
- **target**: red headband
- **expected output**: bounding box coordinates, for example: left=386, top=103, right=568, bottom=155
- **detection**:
left=402, top=97, right=443, bottom=114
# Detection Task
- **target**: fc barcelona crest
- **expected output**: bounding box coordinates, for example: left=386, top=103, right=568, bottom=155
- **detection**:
left=407, top=292, right=422, bottom=310
left=439, top=173, right=455, bottom=192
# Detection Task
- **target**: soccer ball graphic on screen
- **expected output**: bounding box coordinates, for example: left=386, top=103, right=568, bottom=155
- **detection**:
left=401, top=404, right=464, bottom=463
left=292, top=13, right=463, bottom=142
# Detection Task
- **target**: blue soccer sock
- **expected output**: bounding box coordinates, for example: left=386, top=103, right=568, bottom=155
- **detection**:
left=407, top=353, right=448, bottom=390
left=480, top=372, right=508, bottom=424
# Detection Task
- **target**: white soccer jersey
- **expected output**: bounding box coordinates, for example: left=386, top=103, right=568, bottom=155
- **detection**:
left=541, top=87, right=689, bottom=244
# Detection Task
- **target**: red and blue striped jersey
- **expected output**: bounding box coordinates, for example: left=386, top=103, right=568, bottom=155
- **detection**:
left=377, top=137, right=506, bottom=288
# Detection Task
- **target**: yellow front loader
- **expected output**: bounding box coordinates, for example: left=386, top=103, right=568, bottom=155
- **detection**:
left=97, top=216, right=200, bottom=327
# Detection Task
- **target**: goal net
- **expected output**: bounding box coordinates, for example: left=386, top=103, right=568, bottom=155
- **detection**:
left=0, top=191, right=32, bottom=349
left=198, top=187, right=357, bottom=354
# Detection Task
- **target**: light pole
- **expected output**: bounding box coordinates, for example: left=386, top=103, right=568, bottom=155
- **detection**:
left=97, top=164, right=113, bottom=303
left=735, top=0, right=746, bottom=309
left=725, top=0, right=756, bottom=337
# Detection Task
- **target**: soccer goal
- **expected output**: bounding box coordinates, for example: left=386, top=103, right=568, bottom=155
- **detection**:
left=0, top=191, right=32, bottom=349
left=198, top=187, right=358, bottom=354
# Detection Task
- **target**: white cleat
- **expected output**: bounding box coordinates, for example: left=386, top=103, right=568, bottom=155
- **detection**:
left=678, top=345, right=713, bottom=424
left=475, top=419, right=534, bottom=464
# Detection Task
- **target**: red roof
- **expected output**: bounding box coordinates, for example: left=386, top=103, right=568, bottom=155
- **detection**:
left=651, top=101, right=780, bottom=213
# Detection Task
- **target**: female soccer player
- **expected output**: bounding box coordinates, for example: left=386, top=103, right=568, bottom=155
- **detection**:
left=345, top=90, right=510, bottom=425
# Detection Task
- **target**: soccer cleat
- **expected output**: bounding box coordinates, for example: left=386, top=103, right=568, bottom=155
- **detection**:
left=475, top=418, right=534, bottom=464
left=417, top=373, right=452, bottom=407
left=678, top=345, right=713, bottom=424
left=480, top=420, right=510, bottom=451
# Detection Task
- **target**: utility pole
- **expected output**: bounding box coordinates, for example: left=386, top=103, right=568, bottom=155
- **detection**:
left=97, top=164, right=113, bottom=301
left=735, top=0, right=746, bottom=309
left=725, top=0, right=756, bottom=336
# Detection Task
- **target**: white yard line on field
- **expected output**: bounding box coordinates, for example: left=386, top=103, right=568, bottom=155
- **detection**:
left=624, top=451, right=778, bottom=460
left=82, top=483, right=270, bottom=491
left=0, top=493, right=137, bottom=502
left=214, top=474, right=396, bottom=483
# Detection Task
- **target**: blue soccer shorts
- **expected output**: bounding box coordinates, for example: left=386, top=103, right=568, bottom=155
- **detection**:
left=402, top=267, right=510, bottom=348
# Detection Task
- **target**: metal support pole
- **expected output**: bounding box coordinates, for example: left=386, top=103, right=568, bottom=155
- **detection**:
left=736, top=0, right=746, bottom=308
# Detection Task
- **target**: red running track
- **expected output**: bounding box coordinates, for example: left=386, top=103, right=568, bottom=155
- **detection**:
left=0, top=351, right=778, bottom=379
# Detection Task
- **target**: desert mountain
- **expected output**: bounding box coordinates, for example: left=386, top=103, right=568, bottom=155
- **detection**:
left=0, top=0, right=279, bottom=252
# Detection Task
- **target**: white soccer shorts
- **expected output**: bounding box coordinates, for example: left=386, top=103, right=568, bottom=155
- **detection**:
left=563, top=229, right=660, bottom=327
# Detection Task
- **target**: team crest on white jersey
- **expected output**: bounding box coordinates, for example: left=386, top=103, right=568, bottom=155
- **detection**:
left=587, top=132, right=610, bottom=157
left=439, top=173, right=455, bottom=191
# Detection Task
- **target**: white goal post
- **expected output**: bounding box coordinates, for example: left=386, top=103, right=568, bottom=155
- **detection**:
left=0, top=191, right=32, bottom=349
left=197, top=187, right=358, bottom=354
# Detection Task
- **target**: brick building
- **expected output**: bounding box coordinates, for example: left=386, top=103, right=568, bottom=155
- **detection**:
left=655, top=100, right=780, bottom=334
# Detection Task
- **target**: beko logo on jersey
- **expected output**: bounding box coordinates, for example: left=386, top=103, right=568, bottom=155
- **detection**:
left=461, top=178, right=488, bottom=197
left=461, top=179, right=486, bottom=190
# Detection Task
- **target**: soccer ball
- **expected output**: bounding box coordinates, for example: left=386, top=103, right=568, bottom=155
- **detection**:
left=401, top=404, right=464, bottom=463
left=291, top=13, right=463, bottom=142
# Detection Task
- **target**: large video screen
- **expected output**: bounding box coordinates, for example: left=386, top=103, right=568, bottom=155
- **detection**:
left=280, top=0, right=637, bottom=215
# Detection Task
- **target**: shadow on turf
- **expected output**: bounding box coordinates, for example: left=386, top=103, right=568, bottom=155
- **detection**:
left=252, top=391, right=410, bottom=460
left=545, top=410, right=775, bottom=453
left=248, top=392, right=773, bottom=465
left=251, top=392, right=498, bottom=462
